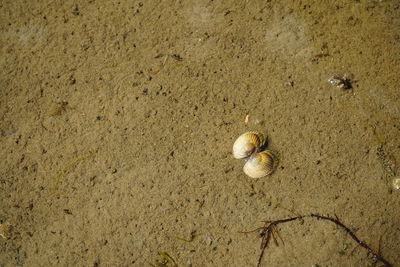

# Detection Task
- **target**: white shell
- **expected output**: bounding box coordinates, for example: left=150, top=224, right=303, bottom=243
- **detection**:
left=232, top=131, right=267, bottom=159
left=243, top=150, right=278, bottom=179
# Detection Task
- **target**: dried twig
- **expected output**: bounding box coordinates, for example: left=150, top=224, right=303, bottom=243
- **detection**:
left=241, top=214, right=392, bottom=267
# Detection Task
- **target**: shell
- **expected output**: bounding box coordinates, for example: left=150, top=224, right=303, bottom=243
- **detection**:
left=232, top=131, right=267, bottom=159
left=243, top=150, right=279, bottom=178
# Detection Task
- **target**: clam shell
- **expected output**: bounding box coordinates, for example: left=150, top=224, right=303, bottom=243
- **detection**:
left=243, top=150, right=279, bottom=178
left=232, top=131, right=267, bottom=159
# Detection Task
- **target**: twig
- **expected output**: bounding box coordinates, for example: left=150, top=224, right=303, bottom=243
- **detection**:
left=171, top=231, right=202, bottom=243
left=241, top=214, right=392, bottom=267
left=152, top=251, right=177, bottom=267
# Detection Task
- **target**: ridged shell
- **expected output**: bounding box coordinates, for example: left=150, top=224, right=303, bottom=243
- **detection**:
left=232, top=131, right=267, bottom=159
left=243, top=150, right=279, bottom=178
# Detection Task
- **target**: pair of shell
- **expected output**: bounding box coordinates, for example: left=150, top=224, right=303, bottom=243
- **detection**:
left=233, top=131, right=279, bottom=179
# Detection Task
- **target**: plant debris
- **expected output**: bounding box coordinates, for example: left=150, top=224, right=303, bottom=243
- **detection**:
left=328, top=73, right=354, bottom=90
left=152, top=251, right=178, bottom=267
left=241, top=214, right=392, bottom=267
left=171, top=231, right=201, bottom=243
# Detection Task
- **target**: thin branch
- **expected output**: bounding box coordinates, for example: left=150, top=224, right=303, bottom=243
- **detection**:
left=241, top=214, right=392, bottom=267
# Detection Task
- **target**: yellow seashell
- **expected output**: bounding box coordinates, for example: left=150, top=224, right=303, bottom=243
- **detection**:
left=232, top=131, right=267, bottom=159
left=243, top=150, right=279, bottom=179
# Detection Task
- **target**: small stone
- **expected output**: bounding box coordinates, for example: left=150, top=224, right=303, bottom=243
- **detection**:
left=392, top=177, right=400, bottom=190
left=205, top=236, right=212, bottom=246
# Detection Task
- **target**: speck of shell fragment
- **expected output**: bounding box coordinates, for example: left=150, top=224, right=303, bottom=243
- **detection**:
left=328, top=73, right=354, bottom=90
left=392, top=177, right=400, bottom=190
left=0, top=222, right=12, bottom=239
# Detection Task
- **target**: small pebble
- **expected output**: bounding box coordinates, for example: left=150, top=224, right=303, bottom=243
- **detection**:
left=205, top=235, right=213, bottom=246
left=392, top=177, right=400, bottom=190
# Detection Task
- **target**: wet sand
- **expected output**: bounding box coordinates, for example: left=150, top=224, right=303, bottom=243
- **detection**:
left=1, top=0, right=399, bottom=266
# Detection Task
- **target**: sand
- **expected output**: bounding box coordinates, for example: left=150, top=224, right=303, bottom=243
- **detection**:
left=1, top=0, right=399, bottom=266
